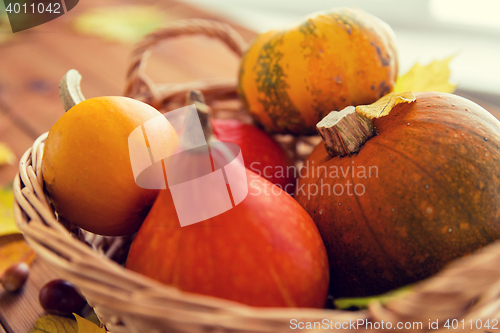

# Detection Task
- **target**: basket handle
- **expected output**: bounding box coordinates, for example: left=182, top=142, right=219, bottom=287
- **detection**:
left=124, top=19, right=248, bottom=110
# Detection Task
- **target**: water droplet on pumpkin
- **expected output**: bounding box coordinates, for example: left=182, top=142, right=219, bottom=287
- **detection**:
left=448, top=228, right=453, bottom=233
left=319, top=209, right=323, bottom=215
left=338, top=203, right=342, bottom=206
left=484, top=137, right=488, bottom=141
left=407, top=123, right=411, bottom=126
left=424, top=184, right=430, bottom=189
left=426, top=207, right=433, bottom=214
left=390, top=154, right=393, bottom=157
left=453, top=134, right=458, bottom=138
left=486, top=153, right=489, bottom=157
left=427, top=104, right=431, bottom=107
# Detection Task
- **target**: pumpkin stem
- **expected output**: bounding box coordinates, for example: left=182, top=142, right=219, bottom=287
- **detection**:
left=185, top=90, right=215, bottom=142
left=59, top=69, right=86, bottom=112
left=317, top=106, right=375, bottom=157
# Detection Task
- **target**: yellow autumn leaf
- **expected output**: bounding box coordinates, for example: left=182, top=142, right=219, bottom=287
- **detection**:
left=356, top=91, right=416, bottom=119
left=28, top=315, right=77, bottom=333
left=394, top=55, right=458, bottom=93
left=0, top=187, right=19, bottom=236
left=0, top=142, right=16, bottom=166
left=74, top=314, right=106, bottom=333
left=73, top=6, right=169, bottom=43
left=0, top=237, right=36, bottom=277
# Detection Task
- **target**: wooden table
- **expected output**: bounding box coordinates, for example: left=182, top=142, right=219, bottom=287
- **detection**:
left=1, top=1, right=500, bottom=332
left=0, top=0, right=253, bottom=331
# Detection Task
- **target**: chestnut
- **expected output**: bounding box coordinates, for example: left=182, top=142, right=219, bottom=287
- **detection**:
left=39, top=279, right=87, bottom=316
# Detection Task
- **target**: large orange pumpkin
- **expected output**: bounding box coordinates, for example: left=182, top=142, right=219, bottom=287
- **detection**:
left=238, top=7, right=398, bottom=135
left=126, top=170, right=329, bottom=308
left=42, top=97, right=179, bottom=236
left=295, top=92, right=500, bottom=297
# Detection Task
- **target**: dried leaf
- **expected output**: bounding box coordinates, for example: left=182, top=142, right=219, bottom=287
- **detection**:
left=73, top=6, right=169, bottom=43
left=74, top=314, right=106, bottom=333
left=0, top=187, right=20, bottom=236
left=28, top=315, right=78, bottom=333
left=394, top=56, right=458, bottom=93
left=0, top=142, right=16, bottom=166
left=356, top=91, right=416, bottom=119
left=0, top=237, right=36, bottom=277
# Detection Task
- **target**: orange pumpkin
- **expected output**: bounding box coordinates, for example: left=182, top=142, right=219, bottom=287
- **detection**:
left=126, top=170, right=329, bottom=308
left=238, top=7, right=398, bottom=135
left=42, top=96, right=179, bottom=236
left=295, top=92, right=500, bottom=297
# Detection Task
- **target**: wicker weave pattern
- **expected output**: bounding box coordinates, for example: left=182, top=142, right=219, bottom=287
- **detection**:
left=12, top=19, right=500, bottom=332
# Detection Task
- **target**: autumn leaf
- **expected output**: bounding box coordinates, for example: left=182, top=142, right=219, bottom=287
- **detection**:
left=0, top=237, right=36, bottom=277
left=0, top=187, right=20, bottom=236
left=356, top=91, right=416, bottom=119
left=394, top=55, right=458, bottom=93
left=28, top=314, right=105, bottom=333
left=74, top=314, right=106, bottom=333
left=29, top=315, right=78, bottom=333
left=0, top=142, right=16, bottom=166
left=72, top=6, right=170, bottom=43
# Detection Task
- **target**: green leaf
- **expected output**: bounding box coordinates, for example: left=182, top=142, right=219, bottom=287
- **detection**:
left=0, top=186, right=19, bottom=236
left=394, top=55, right=458, bottom=94
left=334, top=285, right=412, bottom=310
left=72, top=6, right=169, bottom=43
left=28, top=315, right=78, bottom=333
left=74, top=314, right=106, bottom=333
left=0, top=142, right=16, bottom=166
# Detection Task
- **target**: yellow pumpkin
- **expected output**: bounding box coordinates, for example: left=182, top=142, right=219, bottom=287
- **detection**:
left=42, top=97, right=179, bottom=236
left=238, top=7, right=399, bottom=135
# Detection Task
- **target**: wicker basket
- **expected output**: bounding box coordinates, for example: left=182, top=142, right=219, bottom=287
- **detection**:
left=13, top=19, right=500, bottom=332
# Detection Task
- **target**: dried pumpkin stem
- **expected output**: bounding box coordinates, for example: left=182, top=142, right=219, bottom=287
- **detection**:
left=317, top=106, right=375, bottom=157
left=59, top=69, right=86, bottom=112
left=185, top=90, right=214, bottom=142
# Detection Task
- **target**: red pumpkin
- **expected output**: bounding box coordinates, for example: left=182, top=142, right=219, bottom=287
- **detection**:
left=186, top=91, right=295, bottom=193
left=126, top=169, right=329, bottom=308
left=295, top=92, right=500, bottom=297
left=212, top=118, right=295, bottom=194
